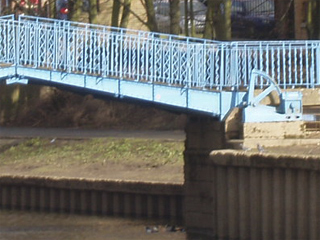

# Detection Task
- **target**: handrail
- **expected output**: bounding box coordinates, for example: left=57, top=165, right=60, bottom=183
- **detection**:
left=0, top=15, right=319, bottom=90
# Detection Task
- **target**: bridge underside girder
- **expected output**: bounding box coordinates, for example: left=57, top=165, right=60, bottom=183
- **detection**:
left=0, top=66, right=246, bottom=120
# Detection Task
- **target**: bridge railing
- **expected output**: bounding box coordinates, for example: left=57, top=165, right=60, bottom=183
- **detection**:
left=0, top=15, right=319, bottom=90
left=16, top=15, right=227, bottom=89
left=231, top=41, right=320, bottom=89
left=0, top=15, right=15, bottom=65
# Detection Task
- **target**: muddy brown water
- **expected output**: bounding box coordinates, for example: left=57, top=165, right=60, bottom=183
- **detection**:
left=0, top=210, right=189, bottom=240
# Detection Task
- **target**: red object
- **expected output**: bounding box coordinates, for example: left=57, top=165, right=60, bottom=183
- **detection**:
left=60, top=7, right=69, bottom=14
left=20, top=0, right=38, bottom=6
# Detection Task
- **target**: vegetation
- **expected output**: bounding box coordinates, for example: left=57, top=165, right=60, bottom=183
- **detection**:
left=0, top=138, right=184, bottom=168
left=0, top=137, right=185, bottom=182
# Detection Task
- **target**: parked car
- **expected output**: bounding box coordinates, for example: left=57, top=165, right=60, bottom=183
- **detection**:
left=155, top=1, right=207, bottom=34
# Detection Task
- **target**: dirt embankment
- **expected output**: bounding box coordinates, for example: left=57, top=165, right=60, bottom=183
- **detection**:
left=1, top=86, right=187, bottom=130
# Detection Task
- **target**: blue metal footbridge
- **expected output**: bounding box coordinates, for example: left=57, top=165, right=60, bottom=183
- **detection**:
left=0, top=14, right=319, bottom=122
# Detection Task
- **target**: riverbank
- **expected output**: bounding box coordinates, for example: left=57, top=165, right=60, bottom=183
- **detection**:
left=1, top=126, right=320, bottom=183
left=0, top=135, right=185, bottom=183
left=0, top=210, right=186, bottom=240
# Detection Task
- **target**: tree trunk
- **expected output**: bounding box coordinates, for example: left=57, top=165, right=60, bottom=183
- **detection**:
left=184, top=0, right=189, bottom=36
left=120, top=0, right=132, bottom=28
left=221, top=0, right=231, bottom=40
left=96, top=0, right=100, bottom=12
left=0, top=85, right=41, bottom=126
left=88, top=0, right=98, bottom=24
left=189, top=0, right=195, bottom=36
left=111, top=0, right=121, bottom=27
left=307, top=0, right=320, bottom=39
left=203, top=0, right=216, bottom=39
left=49, top=0, right=55, bottom=18
left=144, top=0, right=158, bottom=32
left=275, top=0, right=294, bottom=39
left=70, top=0, right=82, bottom=21
left=203, top=0, right=231, bottom=40
left=170, top=0, right=180, bottom=34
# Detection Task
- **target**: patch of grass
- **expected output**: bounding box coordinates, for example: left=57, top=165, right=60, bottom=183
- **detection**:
left=0, top=138, right=184, bottom=168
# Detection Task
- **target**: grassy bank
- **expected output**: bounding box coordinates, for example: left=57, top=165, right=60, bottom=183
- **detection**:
left=0, top=138, right=185, bottom=182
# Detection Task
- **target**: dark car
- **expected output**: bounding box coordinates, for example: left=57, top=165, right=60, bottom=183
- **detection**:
left=231, top=0, right=275, bottom=39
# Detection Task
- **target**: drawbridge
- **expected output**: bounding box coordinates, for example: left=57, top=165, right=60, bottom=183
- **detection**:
left=0, top=14, right=319, bottom=122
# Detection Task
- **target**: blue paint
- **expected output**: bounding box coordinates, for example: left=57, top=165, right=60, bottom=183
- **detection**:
left=0, top=15, right=310, bottom=122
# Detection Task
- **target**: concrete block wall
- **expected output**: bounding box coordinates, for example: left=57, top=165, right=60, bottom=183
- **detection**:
left=184, top=116, right=225, bottom=153
left=185, top=150, right=320, bottom=239
left=183, top=116, right=227, bottom=237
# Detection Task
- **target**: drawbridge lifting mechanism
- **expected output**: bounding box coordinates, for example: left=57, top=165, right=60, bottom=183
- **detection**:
left=242, top=69, right=303, bottom=123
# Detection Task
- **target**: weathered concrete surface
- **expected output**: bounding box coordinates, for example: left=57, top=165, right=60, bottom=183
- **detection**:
left=184, top=116, right=226, bottom=237
left=184, top=116, right=225, bottom=153
left=229, top=137, right=320, bottom=148
left=224, top=88, right=320, bottom=142
left=255, top=88, right=320, bottom=106
left=242, top=121, right=305, bottom=139
left=299, top=88, right=320, bottom=105
left=185, top=150, right=320, bottom=239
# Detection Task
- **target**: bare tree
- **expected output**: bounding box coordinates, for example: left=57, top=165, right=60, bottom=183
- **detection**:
left=203, top=0, right=231, bottom=40
left=111, top=0, right=121, bottom=27
left=120, top=0, right=132, bottom=28
left=89, top=0, right=98, bottom=24
left=109, top=0, right=157, bottom=31
left=183, top=0, right=189, bottom=36
left=306, top=0, right=320, bottom=39
left=203, top=0, right=215, bottom=39
left=70, top=0, right=82, bottom=21
left=170, top=0, right=180, bottom=34
left=274, top=0, right=294, bottom=39
left=188, top=0, right=195, bottom=36
left=222, top=0, right=232, bottom=40
left=144, top=0, right=158, bottom=32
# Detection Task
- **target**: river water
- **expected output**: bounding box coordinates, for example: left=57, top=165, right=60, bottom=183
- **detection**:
left=0, top=210, right=188, bottom=240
